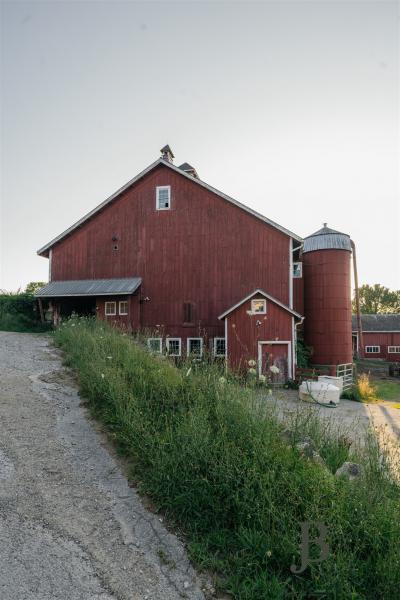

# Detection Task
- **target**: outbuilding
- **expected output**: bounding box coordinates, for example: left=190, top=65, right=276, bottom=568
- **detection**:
left=352, top=314, right=400, bottom=362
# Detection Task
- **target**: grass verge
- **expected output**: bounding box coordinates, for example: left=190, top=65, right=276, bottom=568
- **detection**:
left=55, top=318, right=400, bottom=599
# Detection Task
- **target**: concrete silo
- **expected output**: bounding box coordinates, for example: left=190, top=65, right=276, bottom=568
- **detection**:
left=303, top=224, right=353, bottom=367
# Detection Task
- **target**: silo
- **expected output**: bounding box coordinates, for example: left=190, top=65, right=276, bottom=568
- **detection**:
left=303, top=224, right=352, bottom=366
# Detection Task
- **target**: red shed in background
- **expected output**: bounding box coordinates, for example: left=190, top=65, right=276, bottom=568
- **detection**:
left=352, top=315, right=400, bottom=362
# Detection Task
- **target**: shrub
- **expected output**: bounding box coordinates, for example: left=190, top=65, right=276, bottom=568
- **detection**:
left=55, top=318, right=400, bottom=600
left=0, top=292, right=51, bottom=333
left=357, top=373, right=378, bottom=402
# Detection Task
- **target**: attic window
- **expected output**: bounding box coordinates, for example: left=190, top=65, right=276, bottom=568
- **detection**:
left=156, top=186, right=171, bottom=210
left=293, top=262, right=302, bottom=278
left=251, top=299, right=266, bottom=314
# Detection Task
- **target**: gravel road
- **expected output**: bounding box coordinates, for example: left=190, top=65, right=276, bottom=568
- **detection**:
left=0, top=332, right=208, bottom=600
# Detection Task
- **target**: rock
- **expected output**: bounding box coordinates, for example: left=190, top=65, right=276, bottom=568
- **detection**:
left=311, top=451, right=325, bottom=465
left=295, top=436, right=316, bottom=458
left=335, top=462, right=362, bottom=480
left=280, top=428, right=292, bottom=444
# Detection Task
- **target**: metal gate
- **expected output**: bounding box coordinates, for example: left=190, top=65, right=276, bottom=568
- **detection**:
left=336, top=363, right=353, bottom=391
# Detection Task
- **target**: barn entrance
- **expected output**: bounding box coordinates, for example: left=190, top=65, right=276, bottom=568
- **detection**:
left=258, top=342, right=291, bottom=384
left=58, top=297, right=96, bottom=317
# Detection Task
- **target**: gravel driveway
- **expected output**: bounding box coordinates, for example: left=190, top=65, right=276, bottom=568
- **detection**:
left=0, top=332, right=208, bottom=600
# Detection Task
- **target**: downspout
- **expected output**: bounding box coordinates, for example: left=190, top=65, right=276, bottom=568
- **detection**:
left=351, top=239, right=363, bottom=359
left=294, top=316, right=305, bottom=378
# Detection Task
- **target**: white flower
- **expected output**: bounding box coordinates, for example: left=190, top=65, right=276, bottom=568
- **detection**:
left=259, top=374, right=266, bottom=383
left=248, top=359, right=256, bottom=367
left=219, top=376, right=226, bottom=385
left=71, top=323, right=75, bottom=327
left=269, top=365, right=280, bottom=374
left=266, top=550, right=272, bottom=558
left=248, top=368, right=256, bottom=375
left=101, top=373, right=105, bottom=379
left=268, top=389, right=273, bottom=395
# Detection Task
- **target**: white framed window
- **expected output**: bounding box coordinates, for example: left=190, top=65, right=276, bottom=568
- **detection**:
left=156, top=185, right=171, bottom=210
left=119, top=300, right=128, bottom=315
left=214, top=337, right=226, bottom=357
left=105, top=301, right=116, bottom=316
left=166, top=338, right=181, bottom=356
left=293, top=262, right=302, bottom=278
left=388, top=346, right=400, bottom=353
left=148, top=338, right=162, bottom=354
left=251, top=298, right=266, bottom=314
left=365, top=346, right=380, bottom=354
left=187, top=338, right=203, bottom=356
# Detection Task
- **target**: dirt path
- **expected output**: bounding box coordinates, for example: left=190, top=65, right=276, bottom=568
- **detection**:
left=0, top=332, right=208, bottom=600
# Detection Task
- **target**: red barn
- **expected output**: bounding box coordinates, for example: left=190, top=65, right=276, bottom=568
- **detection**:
left=352, top=315, right=400, bottom=362
left=36, top=145, right=354, bottom=380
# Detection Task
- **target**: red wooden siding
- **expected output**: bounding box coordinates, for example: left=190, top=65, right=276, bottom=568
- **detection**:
left=96, top=295, right=140, bottom=331
left=50, top=164, right=293, bottom=339
left=225, top=292, right=293, bottom=373
left=359, top=332, right=400, bottom=362
left=293, top=276, right=304, bottom=315
left=303, top=249, right=352, bottom=366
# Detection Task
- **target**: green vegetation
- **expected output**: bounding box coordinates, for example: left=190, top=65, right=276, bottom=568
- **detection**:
left=343, top=376, right=400, bottom=404
left=0, top=285, right=51, bottom=333
left=375, top=381, right=400, bottom=402
left=352, top=283, right=400, bottom=314
left=55, top=318, right=400, bottom=599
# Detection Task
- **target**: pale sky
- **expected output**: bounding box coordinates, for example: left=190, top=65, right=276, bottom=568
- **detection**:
left=1, top=0, right=399, bottom=292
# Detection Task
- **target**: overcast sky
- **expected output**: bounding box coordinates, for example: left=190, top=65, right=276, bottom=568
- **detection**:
left=1, top=0, right=399, bottom=292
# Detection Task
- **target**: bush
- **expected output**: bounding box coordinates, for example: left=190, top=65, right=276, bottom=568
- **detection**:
left=0, top=292, right=51, bottom=333
left=55, top=318, right=400, bottom=600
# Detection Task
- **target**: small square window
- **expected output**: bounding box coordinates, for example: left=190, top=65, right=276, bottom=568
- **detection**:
left=105, top=301, right=116, bottom=316
left=166, top=338, right=181, bottom=356
left=119, top=300, right=128, bottom=315
left=156, top=186, right=171, bottom=210
left=293, top=262, right=302, bottom=278
left=187, top=338, right=203, bottom=356
left=365, top=346, right=380, bottom=354
left=251, top=299, right=266, bottom=314
left=214, top=337, right=226, bottom=357
left=148, top=338, right=162, bottom=354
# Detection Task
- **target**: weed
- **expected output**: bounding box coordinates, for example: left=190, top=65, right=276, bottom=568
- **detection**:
left=54, top=318, right=400, bottom=599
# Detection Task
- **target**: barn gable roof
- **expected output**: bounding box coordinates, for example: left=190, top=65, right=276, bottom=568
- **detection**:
left=352, top=314, right=400, bottom=332
left=37, top=158, right=302, bottom=256
left=218, top=289, right=304, bottom=320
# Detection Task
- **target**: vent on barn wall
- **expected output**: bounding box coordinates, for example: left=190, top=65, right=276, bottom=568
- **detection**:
left=183, top=302, right=195, bottom=324
left=179, top=162, right=199, bottom=179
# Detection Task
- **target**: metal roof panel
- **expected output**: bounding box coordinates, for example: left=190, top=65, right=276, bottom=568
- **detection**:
left=34, top=278, right=142, bottom=297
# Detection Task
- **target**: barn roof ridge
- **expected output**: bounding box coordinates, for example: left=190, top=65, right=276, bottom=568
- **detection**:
left=37, top=158, right=302, bottom=256
left=218, top=288, right=304, bottom=320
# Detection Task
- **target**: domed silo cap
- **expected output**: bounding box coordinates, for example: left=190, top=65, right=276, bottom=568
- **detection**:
left=303, top=223, right=352, bottom=253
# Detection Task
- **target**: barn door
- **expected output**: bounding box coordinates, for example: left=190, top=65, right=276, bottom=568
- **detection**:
left=260, top=343, right=289, bottom=384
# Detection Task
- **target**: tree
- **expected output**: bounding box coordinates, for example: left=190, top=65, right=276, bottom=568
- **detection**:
left=24, top=281, right=46, bottom=295
left=352, top=284, right=400, bottom=314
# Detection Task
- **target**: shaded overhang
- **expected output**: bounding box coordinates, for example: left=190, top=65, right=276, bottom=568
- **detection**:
left=34, top=277, right=142, bottom=298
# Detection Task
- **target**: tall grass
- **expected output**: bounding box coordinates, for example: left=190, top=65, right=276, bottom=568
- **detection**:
left=55, top=318, right=400, bottom=599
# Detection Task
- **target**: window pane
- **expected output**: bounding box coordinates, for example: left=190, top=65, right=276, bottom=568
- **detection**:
left=252, top=299, right=266, bottom=313
left=188, top=339, right=202, bottom=355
